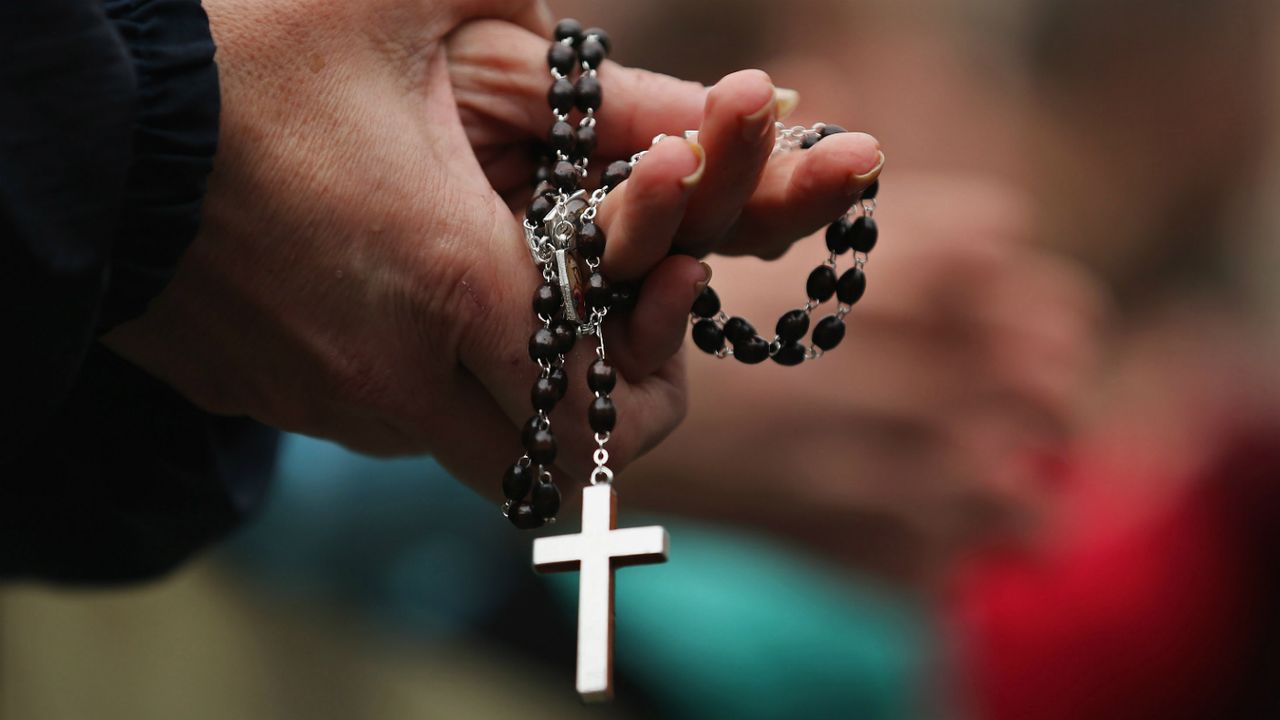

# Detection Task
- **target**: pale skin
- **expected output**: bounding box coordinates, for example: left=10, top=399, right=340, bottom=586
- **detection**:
left=103, top=0, right=883, bottom=493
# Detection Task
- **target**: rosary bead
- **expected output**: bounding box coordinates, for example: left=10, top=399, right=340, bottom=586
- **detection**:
left=611, top=282, right=638, bottom=312
left=692, top=319, right=726, bottom=354
left=526, top=194, right=554, bottom=224
left=806, top=265, right=837, bottom=302
left=579, top=37, right=607, bottom=68
left=534, top=164, right=551, bottom=184
left=554, top=18, right=583, bottom=45
left=522, top=418, right=557, bottom=465
left=733, top=335, right=770, bottom=364
left=533, top=283, right=562, bottom=316
left=825, top=217, right=852, bottom=254
left=549, top=367, right=569, bottom=398
left=586, top=272, right=612, bottom=310
left=691, top=286, right=721, bottom=318
left=776, top=309, right=810, bottom=342
left=503, top=463, right=533, bottom=500
left=551, top=160, right=579, bottom=192
left=723, top=316, right=756, bottom=345
left=801, top=131, right=823, bottom=149
left=587, top=358, right=617, bottom=393
left=812, top=315, right=846, bottom=350
left=532, top=376, right=561, bottom=411
left=548, top=77, right=576, bottom=114
left=549, top=121, right=577, bottom=155
left=589, top=396, right=617, bottom=433
left=552, top=319, right=577, bottom=354
left=547, top=42, right=576, bottom=75
left=848, top=216, right=878, bottom=253
left=602, top=160, right=632, bottom=189
left=533, top=180, right=556, bottom=200
left=820, top=124, right=847, bottom=137
left=772, top=341, right=806, bottom=366
left=532, top=481, right=562, bottom=519
left=577, top=222, right=606, bottom=259
left=575, top=124, right=598, bottom=158
left=529, top=327, right=559, bottom=361
left=583, top=27, right=612, bottom=53
left=836, top=267, right=867, bottom=305
left=508, top=502, right=545, bottom=530
left=574, top=75, right=603, bottom=112
left=862, top=179, right=879, bottom=200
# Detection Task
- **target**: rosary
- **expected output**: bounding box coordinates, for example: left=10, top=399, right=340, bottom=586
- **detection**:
left=501, top=19, right=881, bottom=702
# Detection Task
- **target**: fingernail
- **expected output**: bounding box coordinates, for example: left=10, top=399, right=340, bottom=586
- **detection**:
left=773, top=87, right=800, bottom=120
left=695, top=261, right=713, bottom=292
left=681, top=140, right=706, bottom=189
left=742, top=87, right=778, bottom=140
left=847, top=150, right=885, bottom=194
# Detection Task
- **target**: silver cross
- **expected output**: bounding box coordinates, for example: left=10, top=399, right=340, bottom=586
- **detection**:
left=533, top=483, right=669, bottom=701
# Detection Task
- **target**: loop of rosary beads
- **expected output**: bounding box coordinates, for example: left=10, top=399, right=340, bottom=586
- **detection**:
left=689, top=124, right=881, bottom=366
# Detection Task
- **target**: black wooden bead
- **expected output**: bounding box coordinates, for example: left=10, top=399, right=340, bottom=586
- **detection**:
left=553, top=18, right=583, bottom=44
left=574, top=75, right=603, bottom=112
left=548, top=77, right=575, bottom=114
left=575, top=125, right=598, bottom=158
left=806, top=265, right=837, bottom=302
left=534, top=164, right=551, bottom=184
left=549, top=121, right=576, bottom=155
left=551, top=160, right=579, bottom=192
left=586, top=272, right=611, bottom=310
left=503, top=463, right=532, bottom=501
left=578, top=222, right=605, bottom=259
left=582, top=27, right=611, bottom=53
left=691, top=286, right=721, bottom=318
left=587, top=358, right=616, bottom=393
left=862, top=179, right=879, bottom=200
left=526, top=194, right=554, bottom=224
left=836, top=267, right=867, bottom=305
left=825, top=217, right=852, bottom=254
left=508, top=501, right=544, bottom=529
left=533, top=283, right=562, bottom=316
left=531, top=376, right=561, bottom=411
left=552, top=319, right=576, bottom=354
left=772, top=341, right=806, bottom=366
left=522, top=418, right=557, bottom=465
left=602, top=160, right=632, bottom=189
left=692, top=319, right=726, bottom=354
left=733, top=335, right=770, bottom=364
left=611, top=283, right=638, bottom=312
left=548, top=367, right=568, bottom=398
left=579, top=37, right=607, bottom=68
left=589, top=396, right=617, bottom=433
left=801, top=131, right=822, bottom=149
left=776, top=309, right=810, bottom=342
left=848, top=217, right=878, bottom=253
left=812, top=315, right=846, bottom=350
left=547, top=42, right=576, bottom=74
left=533, top=180, right=556, bottom=200
left=820, top=124, right=847, bottom=137
left=529, top=327, right=559, bottom=361
left=724, top=316, right=755, bottom=345
left=532, top=482, right=561, bottom=519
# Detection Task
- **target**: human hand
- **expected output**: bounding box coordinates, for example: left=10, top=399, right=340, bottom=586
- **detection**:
left=624, top=174, right=1107, bottom=584
left=104, top=1, right=882, bottom=494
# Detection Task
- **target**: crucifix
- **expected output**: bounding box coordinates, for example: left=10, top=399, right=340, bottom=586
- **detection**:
left=533, top=482, right=669, bottom=702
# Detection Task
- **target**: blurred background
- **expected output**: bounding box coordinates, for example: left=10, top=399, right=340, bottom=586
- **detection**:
left=4, top=0, right=1280, bottom=718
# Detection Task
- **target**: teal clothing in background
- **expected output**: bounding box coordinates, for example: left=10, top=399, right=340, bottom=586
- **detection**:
left=227, top=434, right=933, bottom=719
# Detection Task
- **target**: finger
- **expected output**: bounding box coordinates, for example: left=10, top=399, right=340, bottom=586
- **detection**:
left=594, top=136, right=704, bottom=281
left=672, top=70, right=786, bottom=256
left=606, top=255, right=709, bottom=380
left=443, top=0, right=553, bottom=35
left=722, top=132, right=883, bottom=258
left=447, top=21, right=707, bottom=156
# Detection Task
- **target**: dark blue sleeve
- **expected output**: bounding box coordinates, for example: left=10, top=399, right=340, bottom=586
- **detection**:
left=0, top=0, right=276, bottom=583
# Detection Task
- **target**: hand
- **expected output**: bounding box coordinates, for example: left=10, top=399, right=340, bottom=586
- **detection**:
left=104, top=0, right=882, bottom=494
left=624, top=174, right=1107, bottom=584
